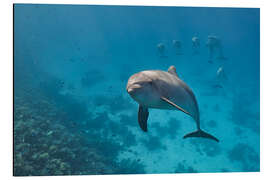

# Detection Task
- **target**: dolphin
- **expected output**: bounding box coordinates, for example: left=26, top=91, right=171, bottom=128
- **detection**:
left=206, top=35, right=227, bottom=60
left=172, top=40, right=183, bottom=55
left=126, top=66, right=219, bottom=142
left=217, top=66, right=227, bottom=81
left=156, top=43, right=167, bottom=58
left=192, top=36, right=200, bottom=54
left=192, top=36, right=200, bottom=48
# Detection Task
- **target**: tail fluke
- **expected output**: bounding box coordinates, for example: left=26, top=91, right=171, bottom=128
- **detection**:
left=183, top=129, right=219, bottom=142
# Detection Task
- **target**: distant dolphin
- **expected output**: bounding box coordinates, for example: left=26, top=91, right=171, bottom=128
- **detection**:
left=206, top=35, right=227, bottom=60
left=126, top=66, right=219, bottom=142
left=214, top=66, right=228, bottom=90
left=192, top=36, right=200, bottom=47
left=217, top=66, right=227, bottom=81
left=206, top=35, right=219, bottom=60
left=172, top=40, right=183, bottom=55
left=157, top=43, right=167, bottom=58
left=192, top=36, right=200, bottom=54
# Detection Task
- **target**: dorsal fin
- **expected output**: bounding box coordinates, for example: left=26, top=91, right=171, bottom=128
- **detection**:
left=168, top=66, right=178, bottom=76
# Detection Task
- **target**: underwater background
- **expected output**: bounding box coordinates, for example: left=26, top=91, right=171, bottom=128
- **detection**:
left=13, top=4, right=260, bottom=176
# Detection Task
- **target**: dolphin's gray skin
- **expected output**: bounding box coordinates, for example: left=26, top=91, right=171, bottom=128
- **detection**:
left=126, top=66, right=219, bottom=142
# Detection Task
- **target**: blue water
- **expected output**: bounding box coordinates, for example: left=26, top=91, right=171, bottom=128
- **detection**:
left=14, top=4, right=260, bottom=176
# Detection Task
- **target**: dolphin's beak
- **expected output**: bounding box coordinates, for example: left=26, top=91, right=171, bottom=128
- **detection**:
left=127, top=84, right=141, bottom=94
left=127, top=88, right=135, bottom=94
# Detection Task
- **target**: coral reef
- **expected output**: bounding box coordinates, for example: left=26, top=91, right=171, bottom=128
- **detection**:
left=91, top=94, right=135, bottom=114
left=227, top=143, right=259, bottom=172
left=189, top=139, right=221, bottom=157
left=112, top=158, right=145, bottom=174
left=119, top=113, right=138, bottom=127
left=174, top=161, right=197, bottom=173
left=151, top=117, right=181, bottom=139
left=141, top=135, right=167, bottom=151
left=230, top=90, right=260, bottom=134
left=14, top=83, right=144, bottom=176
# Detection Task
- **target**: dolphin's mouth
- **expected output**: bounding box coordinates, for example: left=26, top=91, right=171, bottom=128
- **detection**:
left=127, top=84, right=141, bottom=94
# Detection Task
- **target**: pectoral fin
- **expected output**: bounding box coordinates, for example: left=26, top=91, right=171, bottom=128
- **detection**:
left=161, top=97, right=191, bottom=116
left=138, top=105, right=149, bottom=132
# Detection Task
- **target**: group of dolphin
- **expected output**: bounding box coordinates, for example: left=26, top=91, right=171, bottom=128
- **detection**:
left=157, top=35, right=226, bottom=62
left=126, top=65, right=219, bottom=143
